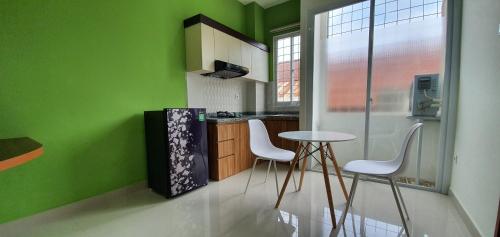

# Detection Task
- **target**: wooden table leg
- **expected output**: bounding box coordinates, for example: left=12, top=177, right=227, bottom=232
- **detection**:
left=298, top=142, right=311, bottom=191
left=327, top=143, right=349, bottom=201
left=319, top=142, right=337, bottom=228
left=275, top=142, right=303, bottom=209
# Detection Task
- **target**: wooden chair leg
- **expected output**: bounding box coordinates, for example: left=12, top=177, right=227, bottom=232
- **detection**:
left=275, top=143, right=303, bottom=209
left=319, top=142, right=337, bottom=228
left=298, top=142, right=311, bottom=191
left=327, top=143, right=349, bottom=201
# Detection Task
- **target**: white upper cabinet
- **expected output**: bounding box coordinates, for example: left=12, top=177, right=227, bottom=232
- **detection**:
left=227, top=35, right=242, bottom=66
left=250, top=47, right=268, bottom=83
left=213, top=29, right=229, bottom=63
left=240, top=42, right=253, bottom=78
left=214, top=29, right=242, bottom=66
left=185, top=23, right=214, bottom=73
left=185, top=22, right=268, bottom=83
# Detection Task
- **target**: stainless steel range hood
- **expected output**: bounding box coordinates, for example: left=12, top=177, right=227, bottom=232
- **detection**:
left=201, top=60, right=249, bottom=79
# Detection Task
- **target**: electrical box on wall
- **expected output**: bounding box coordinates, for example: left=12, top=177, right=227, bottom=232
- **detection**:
left=409, top=74, right=441, bottom=117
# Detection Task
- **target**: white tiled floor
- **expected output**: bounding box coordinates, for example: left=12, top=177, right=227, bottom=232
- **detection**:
left=0, top=164, right=473, bottom=237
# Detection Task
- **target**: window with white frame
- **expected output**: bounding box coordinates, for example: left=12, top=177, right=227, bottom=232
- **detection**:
left=327, top=0, right=443, bottom=38
left=275, top=32, right=300, bottom=104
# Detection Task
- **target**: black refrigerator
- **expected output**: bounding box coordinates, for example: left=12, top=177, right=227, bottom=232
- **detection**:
left=144, top=108, right=208, bottom=198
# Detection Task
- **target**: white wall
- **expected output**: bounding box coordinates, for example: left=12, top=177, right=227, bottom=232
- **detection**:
left=248, top=81, right=267, bottom=112
left=450, top=0, right=500, bottom=236
left=186, top=73, right=266, bottom=113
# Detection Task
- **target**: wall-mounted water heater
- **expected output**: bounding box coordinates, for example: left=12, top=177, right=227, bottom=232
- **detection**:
left=409, top=74, right=441, bottom=117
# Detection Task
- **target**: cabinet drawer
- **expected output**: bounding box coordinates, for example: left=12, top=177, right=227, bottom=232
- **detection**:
left=217, top=139, right=235, bottom=158
left=217, top=124, right=236, bottom=141
left=217, top=155, right=237, bottom=179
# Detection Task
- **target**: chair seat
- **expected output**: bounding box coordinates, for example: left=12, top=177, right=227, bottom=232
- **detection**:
left=343, top=159, right=398, bottom=176
left=253, top=147, right=295, bottom=162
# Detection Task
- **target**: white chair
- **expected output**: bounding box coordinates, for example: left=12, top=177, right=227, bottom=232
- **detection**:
left=339, top=123, right=423, bottom=237
left=245, top=119, right=297, bottom=196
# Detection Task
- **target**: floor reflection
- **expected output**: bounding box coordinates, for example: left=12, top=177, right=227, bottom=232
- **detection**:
left=0, top=164, right=471, bottom=237
left=278, top=210, right=299, bottom=237
left=332, top=208, right=406, bottom=237
left=276, top=207, right=407, bottom=237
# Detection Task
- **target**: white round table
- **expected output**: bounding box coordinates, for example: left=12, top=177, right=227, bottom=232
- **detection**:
left=279, top=131, right=356, bottom=142
left=274, top=131, right=356, bottom=228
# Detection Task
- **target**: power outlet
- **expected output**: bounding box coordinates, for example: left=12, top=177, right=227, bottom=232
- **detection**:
left=234, top=93, right=240, bottom=100
left=453, top=154, right=458, bottom=164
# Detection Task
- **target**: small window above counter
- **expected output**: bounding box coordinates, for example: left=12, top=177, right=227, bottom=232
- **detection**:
left=184, top=14, right=269, bottom=83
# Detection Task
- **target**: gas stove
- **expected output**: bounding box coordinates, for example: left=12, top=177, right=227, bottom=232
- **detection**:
left=216, top=111, right=242, bottom=118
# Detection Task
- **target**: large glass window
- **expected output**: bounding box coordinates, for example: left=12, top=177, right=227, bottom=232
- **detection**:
left=275, top=32, right=300, bottom=103
left=328, top=0, right=443, bottom=38
left=314, top=0, right=448, bottom=190
left=326, top=0, right=444, bottom=112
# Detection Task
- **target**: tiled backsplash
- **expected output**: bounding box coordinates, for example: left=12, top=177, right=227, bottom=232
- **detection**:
left=186, top=73, right=250, bottom=113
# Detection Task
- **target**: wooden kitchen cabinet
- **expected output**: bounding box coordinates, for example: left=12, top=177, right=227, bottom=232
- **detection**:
left=264, top=119, right=299, bottom=152
left=208, top=118, right=298, bottom=181
left=208, top=122, right=255, bottom=181
left=238, top=122, right=254, bottom=171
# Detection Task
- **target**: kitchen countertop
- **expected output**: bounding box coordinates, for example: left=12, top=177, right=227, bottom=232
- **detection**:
left=207, top=113, right=299, bottom=124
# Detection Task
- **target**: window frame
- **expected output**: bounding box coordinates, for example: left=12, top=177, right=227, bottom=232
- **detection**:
left=272, top=31, right=301, bottom=108
left=326, top=0, right=443, bottom=38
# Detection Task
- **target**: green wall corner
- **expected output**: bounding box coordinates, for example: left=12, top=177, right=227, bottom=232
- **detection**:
left=245, top=2, right=266, bottom=43
left=0, top=0, right=246, bottom=224
left=0, top=0, right=296, bottom=224
left=263, top=0, right=301, bottom=81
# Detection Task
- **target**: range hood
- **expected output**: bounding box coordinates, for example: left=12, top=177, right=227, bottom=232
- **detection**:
left=202, top=60, right=249, bottom=79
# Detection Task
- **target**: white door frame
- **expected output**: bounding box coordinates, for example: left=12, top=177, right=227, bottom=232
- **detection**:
left=299, top=0, right=462, bottom=194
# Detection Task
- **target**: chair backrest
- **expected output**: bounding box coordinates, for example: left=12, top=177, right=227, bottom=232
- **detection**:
left=248, top=119, right=275, bottom=154
left=390, top=122, right=423, bottom=176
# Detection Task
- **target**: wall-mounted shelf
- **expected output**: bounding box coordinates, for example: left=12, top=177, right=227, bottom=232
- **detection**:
left=0, top=137, right=44, bottom=171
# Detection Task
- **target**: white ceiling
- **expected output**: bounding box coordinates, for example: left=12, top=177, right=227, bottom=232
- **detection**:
left=238, top=0, right=290, bottom=9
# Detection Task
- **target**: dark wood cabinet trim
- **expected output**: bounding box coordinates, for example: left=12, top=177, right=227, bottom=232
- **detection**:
left=184, top=14, right=269, bottom=52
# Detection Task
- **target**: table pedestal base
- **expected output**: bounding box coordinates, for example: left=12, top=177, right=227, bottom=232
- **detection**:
left=274, top=141, right=349, bottom=228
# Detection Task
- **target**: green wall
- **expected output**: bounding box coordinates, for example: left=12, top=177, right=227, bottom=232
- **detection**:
left=0, top=0, right=246, bottom=223
left=245, top=2, right=265, bottom=43
left=264, top=0, right=301, bottom=81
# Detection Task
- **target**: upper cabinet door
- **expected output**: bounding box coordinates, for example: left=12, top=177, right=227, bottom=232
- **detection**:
left=259, top=50, right=269, bottom=82
left=241, top=42, right=253, bottom=78
left=214, top=29, right=229, bottom=63
left=215, top=29, right=241, bottom=65
left=227, top=36, right=242, bottom=66
left=200, top=24, right=215, bottom=72
left=251, top=47, right=268, bottom=82
left=185, top=23, right=214, bottom=73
